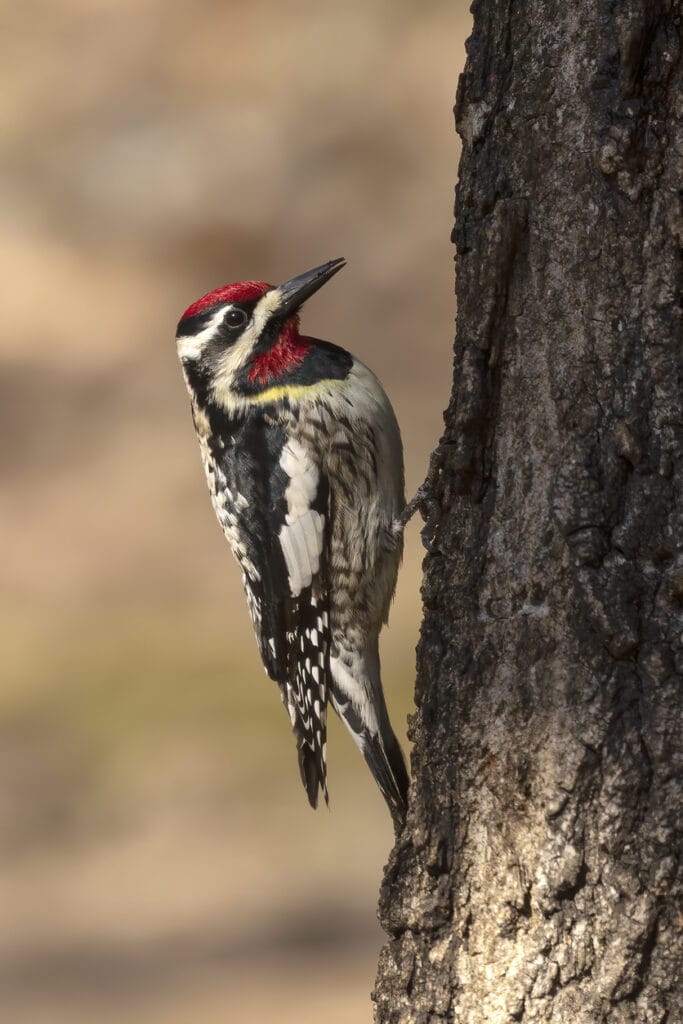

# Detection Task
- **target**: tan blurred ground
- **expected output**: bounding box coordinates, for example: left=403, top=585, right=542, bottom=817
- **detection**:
left=1, top=2, right=469, bottom=1020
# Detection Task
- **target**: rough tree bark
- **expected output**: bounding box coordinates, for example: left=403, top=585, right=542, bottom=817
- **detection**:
left=374, top=2, right=682, bottom=1022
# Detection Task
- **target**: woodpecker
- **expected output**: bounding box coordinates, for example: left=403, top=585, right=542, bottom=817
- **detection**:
left=176, top=258, right=409, bottom=828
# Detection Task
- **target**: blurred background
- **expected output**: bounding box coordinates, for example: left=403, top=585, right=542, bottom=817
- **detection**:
left=1, top=1, right=470, bottom=1020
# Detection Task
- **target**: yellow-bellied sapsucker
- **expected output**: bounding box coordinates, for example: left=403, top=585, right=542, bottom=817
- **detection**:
left=176, top=259, right=409, bottom=828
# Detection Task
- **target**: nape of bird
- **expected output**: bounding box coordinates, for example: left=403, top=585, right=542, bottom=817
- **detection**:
left=176, top=258, right=409, bottom=829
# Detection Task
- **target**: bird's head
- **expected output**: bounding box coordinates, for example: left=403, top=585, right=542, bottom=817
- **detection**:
left=176, top=258, right=347, bottom=409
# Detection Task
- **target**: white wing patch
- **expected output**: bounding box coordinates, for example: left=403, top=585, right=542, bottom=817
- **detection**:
left=278, top=437, right=324, bottom=598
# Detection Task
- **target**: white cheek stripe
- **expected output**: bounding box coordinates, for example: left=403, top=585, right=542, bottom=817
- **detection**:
left=211, top=288, right=283, bottom=405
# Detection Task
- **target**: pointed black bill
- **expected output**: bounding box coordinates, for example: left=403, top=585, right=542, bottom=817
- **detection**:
left=276, top=258, right=346, bottom=318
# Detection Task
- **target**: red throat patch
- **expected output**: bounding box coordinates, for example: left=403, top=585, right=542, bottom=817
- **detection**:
left=180, top=280, right=271, bottom=321
left=248, top=316, right=311, bottom=385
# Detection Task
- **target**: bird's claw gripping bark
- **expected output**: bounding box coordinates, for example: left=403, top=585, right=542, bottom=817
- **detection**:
left=400, top=447, right=445, bottom=554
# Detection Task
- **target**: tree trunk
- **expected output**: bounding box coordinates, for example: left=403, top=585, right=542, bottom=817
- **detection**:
left=374, top=2, right=682, bottom=1022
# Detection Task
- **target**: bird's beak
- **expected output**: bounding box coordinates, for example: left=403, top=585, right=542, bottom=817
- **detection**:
left=276, top=258, right=346, bottom=318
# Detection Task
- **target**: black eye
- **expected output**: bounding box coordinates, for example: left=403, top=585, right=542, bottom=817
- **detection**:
left=224, top=308, right=248, bottom=329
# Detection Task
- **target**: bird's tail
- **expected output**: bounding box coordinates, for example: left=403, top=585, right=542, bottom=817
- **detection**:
left=280, top=594, right=330, bottom=811
left=281, top=670, right=329, bottom=811
left=295, top=726, right=328, bottom=810
left=329, top=643, right=409, bottom=831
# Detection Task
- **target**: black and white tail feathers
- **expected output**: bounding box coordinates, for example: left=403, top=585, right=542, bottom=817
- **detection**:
left=329, top=645, right=409, bottom=831
left=282, top=587, right=330, bottom=810
left=333, top=697, right=409, bottom=831
left=362, top=722, right=409, bottom=830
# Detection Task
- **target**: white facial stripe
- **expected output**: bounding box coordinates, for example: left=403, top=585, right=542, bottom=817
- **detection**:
left=252, top=287, right=283, bottom=328
left=210, top=287, right=284, bottom=405
left=176, top=307, right=226, bottom=361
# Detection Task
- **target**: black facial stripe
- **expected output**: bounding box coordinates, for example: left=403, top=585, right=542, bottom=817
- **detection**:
left=227, top=297, right=260, bottom=322
left=176, top=297, right=262, bottom=338
left=251, top=317, right=281, bottom=355
left=176, top=308, right=217, bottom=337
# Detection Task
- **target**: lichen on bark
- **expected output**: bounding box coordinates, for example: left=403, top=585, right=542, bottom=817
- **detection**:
left=374, top=2, right=683, bottom=1022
